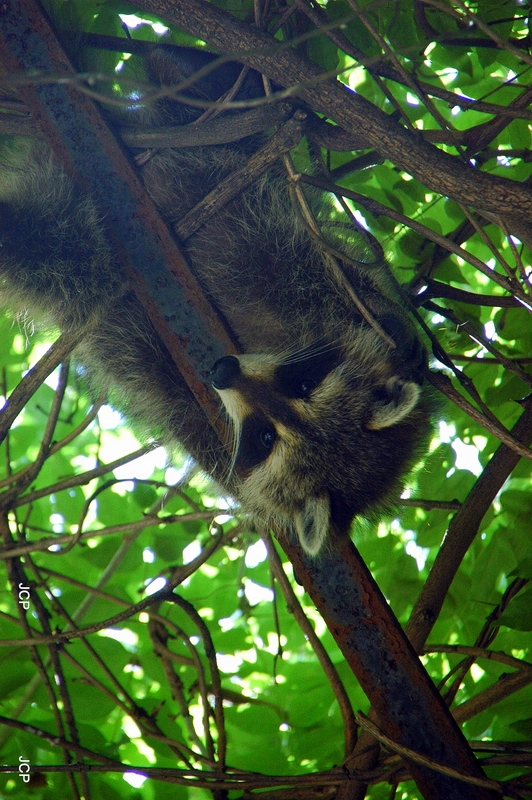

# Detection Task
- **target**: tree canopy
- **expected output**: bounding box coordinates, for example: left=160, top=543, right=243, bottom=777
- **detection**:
left=0, top=0, right=531, bottom=798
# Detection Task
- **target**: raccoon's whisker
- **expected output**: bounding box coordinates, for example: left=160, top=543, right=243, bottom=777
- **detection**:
left=217, top=414, right=241, bottom=486
left=276, top=338, right=342, bottom=366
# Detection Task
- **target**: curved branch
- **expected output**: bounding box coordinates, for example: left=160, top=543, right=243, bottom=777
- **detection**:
left=136, top=0, right=532, bottom=227
left=406, top=396, right=532, bottom=652
left=263, top=532, right=358, bottom=758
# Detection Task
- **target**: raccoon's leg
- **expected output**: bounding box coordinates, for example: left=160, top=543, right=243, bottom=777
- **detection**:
left=0, top=151, right=229, bottom=484
left=77, top=292, right=231, bottom=482
left=0, top=152, right=120, bottom=329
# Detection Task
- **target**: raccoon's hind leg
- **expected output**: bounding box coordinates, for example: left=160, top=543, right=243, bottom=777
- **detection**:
left=0, top=151, right=119, bottom=330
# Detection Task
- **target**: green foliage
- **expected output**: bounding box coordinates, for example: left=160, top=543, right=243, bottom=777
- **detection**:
left=0, top=0, right=531, bottom=798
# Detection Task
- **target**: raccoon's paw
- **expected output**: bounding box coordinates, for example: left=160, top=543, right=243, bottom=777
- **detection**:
left=294, top=495, right=330, bottom=557
left=367, top=377, right=421, bottom=431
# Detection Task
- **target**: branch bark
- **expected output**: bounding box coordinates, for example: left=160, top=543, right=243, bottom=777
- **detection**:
left=136, top=0, right=532, bottom=228
left=0, top=0, right=237, bottom=459
left=280, top=534, right=499, bottom=800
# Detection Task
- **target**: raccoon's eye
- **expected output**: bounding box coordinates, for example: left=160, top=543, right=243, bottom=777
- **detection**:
left=297, top=379, right=317, bottom=398
left=236, top=418, right=277, bottom=471
left=259, top=425, right=276, bottom=451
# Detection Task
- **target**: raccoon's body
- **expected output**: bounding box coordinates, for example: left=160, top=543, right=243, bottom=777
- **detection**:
left=0, top=48, right=430, bottom=556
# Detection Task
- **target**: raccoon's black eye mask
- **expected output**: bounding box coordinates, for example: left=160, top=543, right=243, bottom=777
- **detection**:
left=237, top=415, right=277, bottom=471
left=212, top=349, right=343, bottom=473
left=274, top=347, right=342, bottom=399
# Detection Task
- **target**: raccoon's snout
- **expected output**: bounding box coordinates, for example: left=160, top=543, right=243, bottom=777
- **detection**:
left=210, top=355, right=240, bottom=389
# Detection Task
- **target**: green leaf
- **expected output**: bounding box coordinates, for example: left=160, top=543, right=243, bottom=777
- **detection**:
left=509, top=557, right=532, bottom=580
left=496, top=587, right=532, bottom=631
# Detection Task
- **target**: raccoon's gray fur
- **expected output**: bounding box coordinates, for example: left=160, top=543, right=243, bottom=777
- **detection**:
left=0, top=50, right=430, bottom=556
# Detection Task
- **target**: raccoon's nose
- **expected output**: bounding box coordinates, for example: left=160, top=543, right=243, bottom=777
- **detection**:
left=210, top=356, right=241, bottom=389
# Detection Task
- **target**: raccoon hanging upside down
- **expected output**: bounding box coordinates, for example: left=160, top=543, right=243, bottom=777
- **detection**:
left=0, top=46, right=431, bottom=556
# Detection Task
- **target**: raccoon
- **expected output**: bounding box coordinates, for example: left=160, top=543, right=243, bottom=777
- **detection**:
left=0, top=47, right=430, bottom=556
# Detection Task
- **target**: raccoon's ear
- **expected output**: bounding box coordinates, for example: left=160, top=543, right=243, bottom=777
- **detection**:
left=294, top=495, right=330, bottom=556
left=368, top=378, right=421, bottom=431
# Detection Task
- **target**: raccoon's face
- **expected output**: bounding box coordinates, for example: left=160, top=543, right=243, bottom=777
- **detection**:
left=210, top=332, right=428, bottom=557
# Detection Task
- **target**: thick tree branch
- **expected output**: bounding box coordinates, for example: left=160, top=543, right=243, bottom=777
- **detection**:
left=136, top=0, right=532, bottom=229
